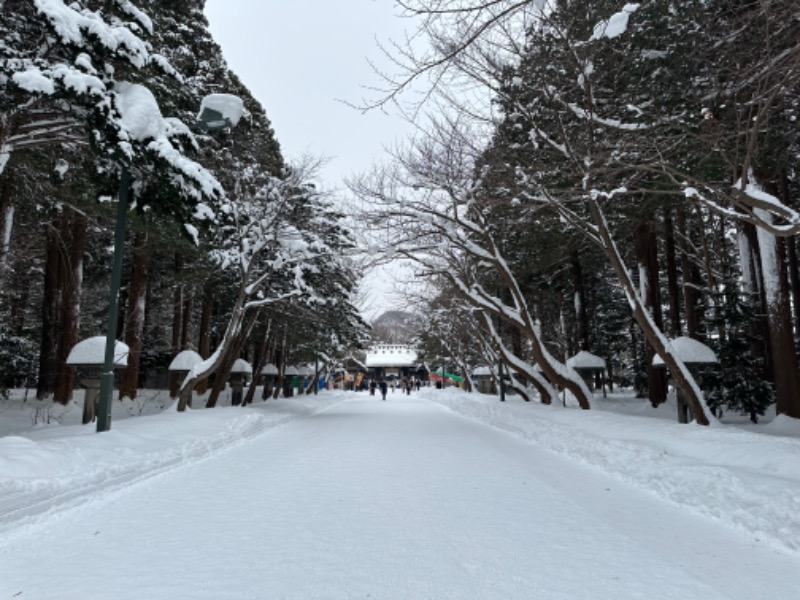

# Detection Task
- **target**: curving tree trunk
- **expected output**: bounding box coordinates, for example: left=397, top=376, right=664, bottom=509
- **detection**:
left=589, top=200, right=712, bottom=425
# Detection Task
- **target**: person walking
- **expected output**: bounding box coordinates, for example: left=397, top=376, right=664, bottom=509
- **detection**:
left=379, top=379, right=388, bottom=401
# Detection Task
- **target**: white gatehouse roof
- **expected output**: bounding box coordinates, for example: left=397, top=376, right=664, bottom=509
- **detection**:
left=365, top=344, right=419, bottom=368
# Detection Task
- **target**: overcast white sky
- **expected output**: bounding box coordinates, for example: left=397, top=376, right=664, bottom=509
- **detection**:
left=204, top=0, right=413, bottom=190
left=204, top=1, right=420, bottom=320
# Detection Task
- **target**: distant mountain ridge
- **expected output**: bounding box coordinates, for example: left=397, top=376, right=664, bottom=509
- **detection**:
left=370, top=310, right=423, bottom=345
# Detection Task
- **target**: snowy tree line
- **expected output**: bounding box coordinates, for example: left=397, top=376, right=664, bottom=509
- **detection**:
left=353, top=0, right=800, bottom=423
left=0, top=0, right=366, bottom=413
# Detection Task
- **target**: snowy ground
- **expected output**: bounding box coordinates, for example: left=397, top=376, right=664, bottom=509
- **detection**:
left=1, top=386, right=799, bottom=598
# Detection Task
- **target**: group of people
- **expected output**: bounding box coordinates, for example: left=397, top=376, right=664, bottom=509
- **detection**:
left=368, top=377, right=421, bottom=400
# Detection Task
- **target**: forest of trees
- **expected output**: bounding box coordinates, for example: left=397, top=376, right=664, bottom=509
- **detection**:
left=0, top=0, right=367, bottom=417
left=353, top=0, right=800, bottom=424
left=2, top=1, right=799, bottom=428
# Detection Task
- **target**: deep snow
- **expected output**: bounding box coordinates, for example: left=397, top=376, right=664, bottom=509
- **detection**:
left=1, top=387, right=799, bottom=599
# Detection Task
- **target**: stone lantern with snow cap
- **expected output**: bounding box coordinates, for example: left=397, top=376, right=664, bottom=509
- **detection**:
left=652, top=336, right=718, bottom=424
left=229, top=359, right=252, bottom=406
left=472, top=366, right=494, bottom=394
left=261, top=363, right=279, bottom=399
left=566, top=351, right=607, bottom=397
left=168, top=350, right=203, bottom=403
left=67, top=336, right=129, bottom=426
left=283, top=365, right=299, bottom=398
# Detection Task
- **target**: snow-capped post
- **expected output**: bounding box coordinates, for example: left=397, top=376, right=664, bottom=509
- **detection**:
left=168, top=350, right=203, bottom=402
left=566, top=351, right=608, bottom=398
left=283, top=365, right=300, bottom=398
left=67, top=336, right=129, bottom=426
left=228, top=359, right=252, bottom=406
left=652, top=337, right=718, bottom=424
left=96, top=91, right=242, bottom=432
left=261, top=363, right=279, bottom=400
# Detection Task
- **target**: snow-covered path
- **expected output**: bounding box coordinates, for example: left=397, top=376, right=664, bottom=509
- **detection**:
left=1, top=395, right=798, bottom=599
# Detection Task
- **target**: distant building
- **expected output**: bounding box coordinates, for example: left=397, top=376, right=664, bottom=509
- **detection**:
left=365, top=344, right=426, bottom=380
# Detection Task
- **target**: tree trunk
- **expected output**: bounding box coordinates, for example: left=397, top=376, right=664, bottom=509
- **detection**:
left=677, top=206, right=704, bottom=339
left=0, top=179, right=13, bottom=286
left=37, top=217, right=63, bottom=399
left=740, top=223, right=772, bottom=379
left=475, top=226, right=592, bottom=408
left=177, top=292, right=259, bottom=410
left=245, top=320, right=272, bottom=405
left=119, top=232, right=150, bottom=400
left=205, top=349, right=238, bottom=408
left=181, top=292, right=193, bottom=349
left=571, top=250, right=590, bottom=351
left=633, top=221, right=668, bottom=408
left=698, top=210, right=725, bottom=343
left=169, top=254, right=183, bottom=398
left=664, top=208, right=683, bottom=337
left=194, top=285, right=214, bottom=395
left=753, top=205, right=800, bottom=418
left=589, top=200, right=712, bottom=425
left=272, top=333, right=286, bottom=400
left=778, top=171, right=800, bottom=340
left=54, top=210, right=87, bottom=404
left=786, top=236, right=800, bottom=340
left=206, top=310, right=258, bottom=408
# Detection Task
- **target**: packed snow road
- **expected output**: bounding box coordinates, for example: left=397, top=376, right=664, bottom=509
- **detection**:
left=1, top=394, right=798, bottom=599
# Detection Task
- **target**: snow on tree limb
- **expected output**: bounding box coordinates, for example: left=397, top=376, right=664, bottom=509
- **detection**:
left=34, top=0, right=151, bottom=67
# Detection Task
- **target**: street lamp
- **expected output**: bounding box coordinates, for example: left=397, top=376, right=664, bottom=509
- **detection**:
left=95, top=94, right=242, bottom=432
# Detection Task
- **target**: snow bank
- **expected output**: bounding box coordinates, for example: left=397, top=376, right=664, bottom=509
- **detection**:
left=0, top=393, right=345, bottom=537
left=426, top=388, right=800, bottom=555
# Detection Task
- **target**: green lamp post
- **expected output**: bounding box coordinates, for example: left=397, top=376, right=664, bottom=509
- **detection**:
left=95, top=94, right=242, bottom=432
